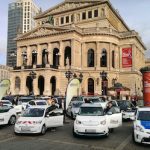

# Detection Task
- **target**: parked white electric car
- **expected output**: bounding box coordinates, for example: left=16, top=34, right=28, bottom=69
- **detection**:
left=73, top=103, right=122, bottom=137
left=133, top=107, right=150, bottom=144
left=26, top=100, right=49, bottom=109
left=0, top=105, right=17, bottom=125
left=14, top=106, right=63, bottom=135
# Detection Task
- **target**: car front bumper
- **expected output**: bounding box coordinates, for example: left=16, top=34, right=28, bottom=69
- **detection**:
left=134, top=130, right=150, bottom=144
left=122, top=112, right=135, bottom=120
left=15, top=124, right=42, bottom=134
left=74, top=123, right=108, bottom=137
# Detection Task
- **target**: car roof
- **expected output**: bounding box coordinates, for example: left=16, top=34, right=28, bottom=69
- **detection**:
left=80, top=103, right=102, bottom=107
left=31, top=100, right=47, bottom=102
left=137, top=107, right=150, bottom=111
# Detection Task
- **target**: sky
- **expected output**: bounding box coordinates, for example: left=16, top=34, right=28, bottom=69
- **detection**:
left=0, top=0, right=150, bottom=65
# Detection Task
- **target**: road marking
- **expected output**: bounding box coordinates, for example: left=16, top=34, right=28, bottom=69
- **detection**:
left=39, top=138, right=113, bottom=150
left=0, top=137, right=16, bottom=144
left=115, top=135, right=132, bottom=150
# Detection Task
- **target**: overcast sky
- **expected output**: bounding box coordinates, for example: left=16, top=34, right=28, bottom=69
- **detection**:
left=0, top=0, right=150, bottom=65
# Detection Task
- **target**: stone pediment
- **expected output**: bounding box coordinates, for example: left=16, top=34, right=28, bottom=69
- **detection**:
left=16, top=24, right=70, bottom=40
left=35, top=0, right=105, bottom=19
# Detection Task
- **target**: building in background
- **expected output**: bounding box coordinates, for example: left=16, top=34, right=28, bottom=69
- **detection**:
left=0, top=65, right=11, bottom=81
left=10, top=0, right=146, bottom=99
left=7, top=0, right=40, bottom=67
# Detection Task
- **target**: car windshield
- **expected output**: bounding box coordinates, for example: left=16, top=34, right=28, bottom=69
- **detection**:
left=0, top=106, right=10, bottom=113
left=72, top=102, right=83, bottom=108
left=79, top=107, right=104, bottom=116
left=22, top=108, right=45, bottom=117
left=36, top=102, right=47, bottom=105
left=137, top=111, right=150, bottom=121
left=117, top=101, right=134, bottom=110
left=18, top=98, right=33, bottom=104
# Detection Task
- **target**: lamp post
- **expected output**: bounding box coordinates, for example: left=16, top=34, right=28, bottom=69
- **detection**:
left=29, top=71, right=37, bottom=95
left=100, top=71, right=108, bottom=96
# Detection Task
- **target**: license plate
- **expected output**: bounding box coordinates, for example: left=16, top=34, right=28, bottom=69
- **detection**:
left=85, top=129, right=96, bottom=133
left=21, top=126, right=30, bottom=131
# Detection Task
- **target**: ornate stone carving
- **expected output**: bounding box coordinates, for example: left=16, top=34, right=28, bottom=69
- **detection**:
left=50, top=2, right=92, bottom=14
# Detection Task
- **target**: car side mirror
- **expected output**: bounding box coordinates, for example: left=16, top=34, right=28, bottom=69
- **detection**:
left=107, top=112, right=113, bottom=115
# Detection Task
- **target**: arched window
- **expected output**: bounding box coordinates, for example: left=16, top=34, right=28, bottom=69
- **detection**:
left=64, top=46, right=71, bottom=66
left=32, top=50, right=37, bottom=65
left=38, top=76, right=44, bottom=95
left=42, top=49, right=48, bottom=66
left=53, top=48, right=59, bottom=66
left=50, top=76, right=56, bottom=96
left=88, top=78, right=94, bottom=95
left=15, top=77, right=21, bottom=90
left=87, top=49, right=94, bottom=67
left=112, top=50, right=115, bottom=68
left=100, top=49, right=107, bottom=67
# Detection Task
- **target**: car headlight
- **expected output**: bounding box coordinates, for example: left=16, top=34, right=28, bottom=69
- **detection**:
left=76, top=120, right=82, bottom=124
left=135, top=125, right=144, bottom=132
left=100, top=120, right=106, bottom=125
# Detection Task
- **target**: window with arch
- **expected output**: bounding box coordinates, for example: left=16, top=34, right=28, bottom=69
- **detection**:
left=64, top=46, right=71, bottom=66
left=88, top=78, right=94, bottom=95
left=53, top=48, right=59, bottom=66
left=87, top=49, right=94, bottom=67
left=112, top=50, right=115, bottom=68
left=100, top=49, right=107, bottom=67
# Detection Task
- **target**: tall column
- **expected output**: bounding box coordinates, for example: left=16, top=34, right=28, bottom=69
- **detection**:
left=81, top=42, right=86, bottom=68
left=132, top=44, right=136, bottom=71
left=17, top=47, right=22, bottom=66
left=96, top=42, right=100, bottom=69
left=37, top=44, right=42, bottom=65
left=27, top=46, right=31, bottom=66
left=71, top=39, right=75, bottom=68
left=43, top=76, right=51, bottom=96
left=48, top=43, right=52, bottom=65
left=59, top=41, right=64, bottom=68
left=33, top=78, right=39, bottom=96
left=19, top=74, right=27, bottom=95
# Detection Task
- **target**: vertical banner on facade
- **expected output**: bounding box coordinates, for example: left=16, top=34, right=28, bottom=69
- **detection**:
left=66, top=78, right=81, bottom=109
left=0, top=79, right=11, bottom=100
left=122, top=47, right=132, bottom=68
left=143, top=72, right=150, bottom=106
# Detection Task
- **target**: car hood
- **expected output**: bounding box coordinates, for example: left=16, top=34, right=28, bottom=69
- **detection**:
left=76, top=115, right=106, bottom=125
left=17, top=117, right=43, bottom=124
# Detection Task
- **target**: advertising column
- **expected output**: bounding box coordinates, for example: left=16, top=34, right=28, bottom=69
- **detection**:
left=143, top=72, right=150, bottom=106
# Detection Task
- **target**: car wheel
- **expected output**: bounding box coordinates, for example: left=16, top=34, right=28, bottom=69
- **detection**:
left=72, top=127, right=78, bottom=138
left=14, top=132, right=20, bottom=136
left=41, top=125, right=46, bottom=135
left=71, top=113, right=74, bottom=120
left=9, top=116, right=16, bottom=125
left=109, top=128, right=114, bottom=133
left=104, top=130, right=109, bottom=138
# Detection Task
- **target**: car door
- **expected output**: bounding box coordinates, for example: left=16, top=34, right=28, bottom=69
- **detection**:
left=106, top=107, right=122, bottom=129
left=45, top=108, right=63, bottom=128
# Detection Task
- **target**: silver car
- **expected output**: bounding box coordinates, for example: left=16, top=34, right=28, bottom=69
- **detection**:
left=66, top=101, right=84, bottom=119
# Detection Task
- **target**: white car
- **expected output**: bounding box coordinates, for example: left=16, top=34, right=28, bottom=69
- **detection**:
left=14, top=106, right=63, bottom=135
left=73, top=103, right=122, bottom=137
left=14, top=96, right=34, bottom=113
left=0, top=100, right=13, bottom=107
left=117, top=100, right=136, bottom=120
left=26, top=100, right=48, bottom=109
left=0, top=105, right=17, bottom=125
left=133, top=107, right=150, bottom=144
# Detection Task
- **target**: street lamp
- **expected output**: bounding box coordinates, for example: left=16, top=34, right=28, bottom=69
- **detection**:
left=100, top=71, right=108, bottom=96
left=65, top=70, right=73, bottom=81
left=29, top=71, right=37, bottom=95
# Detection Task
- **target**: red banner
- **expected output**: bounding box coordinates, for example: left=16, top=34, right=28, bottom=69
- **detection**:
left=122, top=48, right=132, bottom=68
left=143, top=72, right=150, bottom=106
